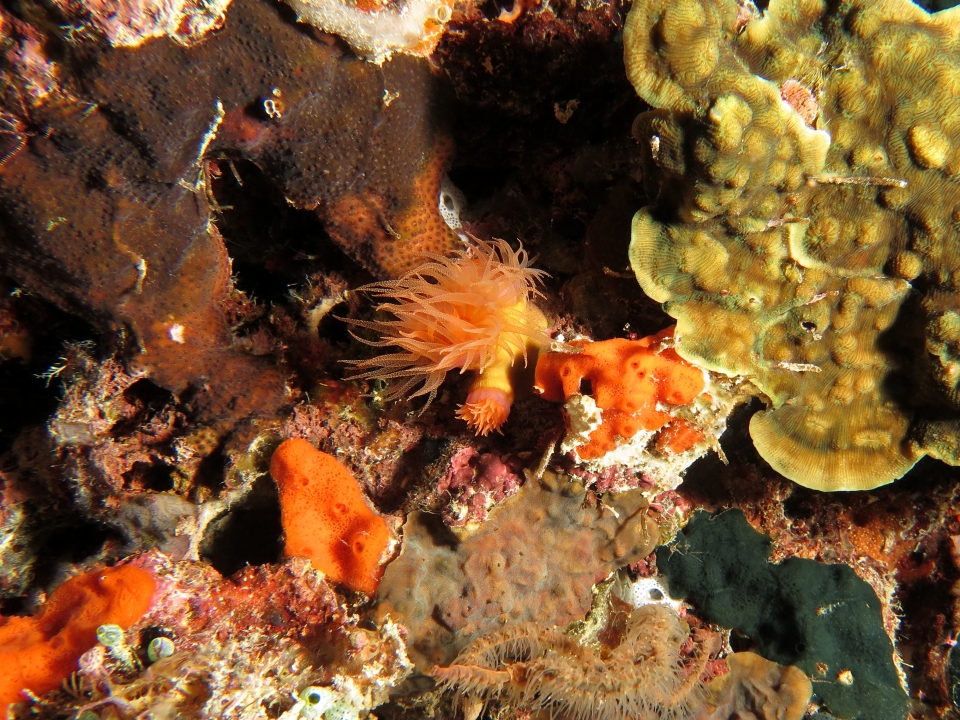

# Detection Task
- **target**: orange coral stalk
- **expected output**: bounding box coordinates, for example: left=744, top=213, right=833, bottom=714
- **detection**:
left=456, top=386, right=512, bottom=436
left=346, top=238, right=550, bottom=434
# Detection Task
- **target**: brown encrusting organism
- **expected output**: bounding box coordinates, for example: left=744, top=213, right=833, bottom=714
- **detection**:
left=432, top=603, right=716, bottom=720
left=344, top=238, right=550, bottom=433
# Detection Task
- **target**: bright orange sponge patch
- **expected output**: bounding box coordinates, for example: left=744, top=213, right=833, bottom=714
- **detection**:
left=535, top=327, right=706, bottom=459
left=270, top=439, right=392, bottom=594
left=0, top=564, right=156, bottom=711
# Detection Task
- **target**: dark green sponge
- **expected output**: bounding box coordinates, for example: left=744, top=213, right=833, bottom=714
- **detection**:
left=657, top=509, right=908, bottom=720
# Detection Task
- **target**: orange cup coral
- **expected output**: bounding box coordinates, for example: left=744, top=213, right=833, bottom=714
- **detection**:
left=345, top=238, right=550, bottom=435
left=0, top=564, right=156, bottom=712
left=535, top=327, right=707, bottom=460
left=270, top=438, right=393, bottom=593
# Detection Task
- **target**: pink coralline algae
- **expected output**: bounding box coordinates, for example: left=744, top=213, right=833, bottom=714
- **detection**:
left=435, top=447, right=524, bottom=526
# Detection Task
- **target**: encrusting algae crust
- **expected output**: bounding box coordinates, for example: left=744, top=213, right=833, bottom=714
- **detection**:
left=325, top=133, right=462, bottom=279
left=624, top=0, right=960, bottom=490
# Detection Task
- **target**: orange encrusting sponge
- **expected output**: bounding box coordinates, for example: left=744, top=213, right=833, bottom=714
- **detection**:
left=325, top=134, right=460, bottom=279
left=270, top=439, right=392, bottom=594
left=534, top=327, right=706, bottom=459
left=0, top=565, right=156, bottom=712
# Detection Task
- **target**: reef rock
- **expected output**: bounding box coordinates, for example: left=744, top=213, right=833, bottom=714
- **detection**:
left=0, top=0, right=458, bottom=434
left=624, top=0, right=960, bottom=490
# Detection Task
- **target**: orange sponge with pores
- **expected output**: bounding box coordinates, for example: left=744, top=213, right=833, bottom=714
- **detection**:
left=270, top=439, right=392, bottom=594
left=324, top=134, right=460, bottom=279
left=0, top=564, right=156, bottom=712
left=535, top=327, right=706, bottom=459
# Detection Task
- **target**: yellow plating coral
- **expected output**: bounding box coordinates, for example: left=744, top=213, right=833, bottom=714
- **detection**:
left=625, top=0, right=960, bottom=490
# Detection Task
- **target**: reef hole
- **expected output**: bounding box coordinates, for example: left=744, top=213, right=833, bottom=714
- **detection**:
left=210, top=159, right=357, bottom=303
left=199, top=474, right=283, bottom=577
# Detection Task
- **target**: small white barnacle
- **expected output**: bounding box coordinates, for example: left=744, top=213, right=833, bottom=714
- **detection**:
left=438, top=175, right=467, bottom=232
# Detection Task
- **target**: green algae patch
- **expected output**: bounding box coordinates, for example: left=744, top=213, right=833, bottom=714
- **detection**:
left=624, top=0, right=960, bottom=490
left=657, top=509, right=908, bottom=720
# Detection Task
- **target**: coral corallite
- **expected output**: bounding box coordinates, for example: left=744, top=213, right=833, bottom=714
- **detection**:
left=0, top=564, right=156, bottom=712
left=270, top=438, right=393, bottom=593
left=345, top=238, right=551, bottom=435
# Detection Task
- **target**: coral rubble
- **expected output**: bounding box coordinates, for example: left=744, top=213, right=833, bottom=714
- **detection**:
left=624, top=0, right=960, bottom=490
left=53, top=0, right=232, bottom=48
left=14, top=553, right=414, bottom=719
left=283, top=0, right=455, bottom=64
left=434, top=446, right=524, bottom=527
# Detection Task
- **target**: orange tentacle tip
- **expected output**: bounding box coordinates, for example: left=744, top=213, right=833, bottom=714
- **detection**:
left=270, top=438, right=394, bottom=594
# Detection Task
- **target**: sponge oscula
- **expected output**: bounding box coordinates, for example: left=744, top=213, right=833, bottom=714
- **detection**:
left=270, top=438, right=393, bottom=593
left=0, top=564, right=156, bottom=712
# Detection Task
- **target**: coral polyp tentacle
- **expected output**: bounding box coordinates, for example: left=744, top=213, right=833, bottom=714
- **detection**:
left=432, top=604, right=714, bottom=720
left=345, top=238, right=550, bottom=433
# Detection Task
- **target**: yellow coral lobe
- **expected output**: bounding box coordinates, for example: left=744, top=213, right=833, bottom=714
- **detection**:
left=345, top=239, right=550, bottom=431
left=624, top=0, right=960, bottom=490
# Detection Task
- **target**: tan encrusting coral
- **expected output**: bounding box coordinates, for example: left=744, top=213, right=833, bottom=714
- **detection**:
left=374, top=474, right=659, bottom=669
left=694, top=652, right=812, bottom=720
left=624, top=0, right=960, bottom=490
